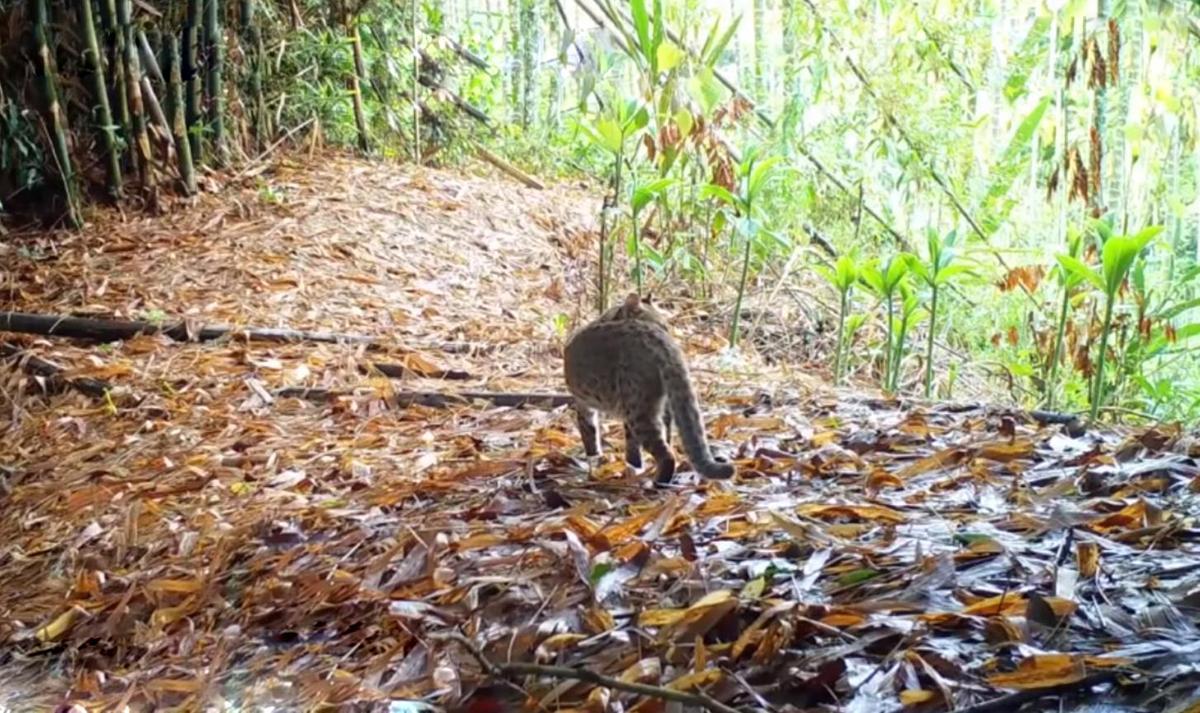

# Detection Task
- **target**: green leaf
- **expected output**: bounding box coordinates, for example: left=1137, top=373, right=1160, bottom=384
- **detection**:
left=656, top=40, right=686, bottom=72
left=673, top=108, right=693, bottom=138
left=933, top=263, right=974, bottom=286
left=597, top=117, right=625, bottom=153
left=651, top=0, right=665, bottom=70
left=629, top=0, right=652, bottom=67
left=747, top=155, right=783, bottom=199
left=632, top=177, right=677, bottom=212
left=1160, top=297, right=1200, bottom=321
left=859, top=259, right=885, bottom=294
left=833, top=254, right=859, bottom=290
left=687, top=68, right=726, bottom=116
left=1055, top=254, right=1104, bottom=291
left=1100, top=228, right=1159, bottom=296
left=701, top=14, right=741, bottom=68
left=884, top=254, right=910, bottom=289
left=980, top=95, right=1051, bottom=236
left=700, top=183, right=739, bottom=208
left=1001, top=16, right=1051, bottom=102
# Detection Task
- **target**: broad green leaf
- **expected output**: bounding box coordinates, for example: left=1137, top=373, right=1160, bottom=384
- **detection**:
left=905, top=253, right=933, bottom=283
left=673, top=108, right=693, bottom=138
left=747, top=155, right=783, bottom=199
left=859, top=259, right=885, bottom=294
left=596, top=117, right=624, bottom=153
left=933, top=263, right=974, bottom=286
left=1055, top=254, right=1104, bottom=291
left=632, top=177, right=677, bottom=212
left=699, top=183, right=739, bottom=208
left=834, top=255, right=859, bottom=290
left=737, top=216, right=761, bottom=238
left=687, top=68, right=725, bottom=116
left=884, top=255, right=910, bottom=289
left=627, top=104, right=651, bottom=133
left=1101, top=228, right=1158, bottom=295
left=656, top=40, right=686, bottom=72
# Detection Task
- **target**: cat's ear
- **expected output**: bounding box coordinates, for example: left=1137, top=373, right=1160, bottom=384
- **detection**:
left=623, top=292, right=641, bottom=309
left=643, top=292, right=654, bottom=306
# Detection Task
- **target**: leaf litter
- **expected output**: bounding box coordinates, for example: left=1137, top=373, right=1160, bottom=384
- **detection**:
left=2, top=153, right=1200, bottom=712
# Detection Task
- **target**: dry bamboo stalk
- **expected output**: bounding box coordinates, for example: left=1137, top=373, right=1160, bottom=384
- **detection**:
left=32, top=0, right=83, bottom=228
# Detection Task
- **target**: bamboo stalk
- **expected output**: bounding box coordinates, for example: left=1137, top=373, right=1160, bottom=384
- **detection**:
left=240, top=0, right=267, bottom=148
left=411, top=0, right=420, bottom=164
left=117, top=0, right=154, bottom=188
left=31, top=0, right=83, bottom=228
left=140, top=75, right=173, bottom=149
left=205, top=0, right=229, bottom=166
left=183, top=0, right=203, bottom=163
left=136, top=29, right=164, bottom=84
left=77, top=0, right=123, bottom=200
left=165, top=35, right=197, bottom=194
left=348, top=17, right=370, bottom=153
left=98, top=0, right=131, bottom=154
left=255, top=29, right=270, bottom=140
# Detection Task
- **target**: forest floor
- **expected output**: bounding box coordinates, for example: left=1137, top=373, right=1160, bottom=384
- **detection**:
left=2, top=153, right=1200, bottom=712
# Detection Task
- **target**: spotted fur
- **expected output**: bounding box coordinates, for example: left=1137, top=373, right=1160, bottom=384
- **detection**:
left=563, top=293, right=734, bottom=484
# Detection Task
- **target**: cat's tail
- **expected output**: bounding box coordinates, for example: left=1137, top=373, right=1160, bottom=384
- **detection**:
left=660, top=346, right=735, bottom=480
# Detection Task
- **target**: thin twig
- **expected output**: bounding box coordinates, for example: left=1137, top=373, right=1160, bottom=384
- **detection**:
left=436, top=632, right=746, bottom=713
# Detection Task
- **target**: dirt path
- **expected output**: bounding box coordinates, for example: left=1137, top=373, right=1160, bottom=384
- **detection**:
left=2, top=155, right=1198, bottom=711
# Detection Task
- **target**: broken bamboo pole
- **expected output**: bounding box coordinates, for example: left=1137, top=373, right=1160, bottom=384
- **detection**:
left=275, top=388, right=572, bottom=409
left=0, top=307, right=489, bottom=357
left=0, top=311, right=379, bottom=346
left=473, top=142, right=544, bottom=189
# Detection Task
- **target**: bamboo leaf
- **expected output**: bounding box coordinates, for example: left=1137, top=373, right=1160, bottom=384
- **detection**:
left=702, top=13, right=741, bottom=68
left=980, top=95, right=1051, bottom=236
left=630, top=0, right=653, bottom=67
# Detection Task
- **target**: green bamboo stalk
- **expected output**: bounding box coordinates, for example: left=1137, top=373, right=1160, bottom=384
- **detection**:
left=183, top=0, right=203, bottom=163
left=117, top=0, right=153, bottom=187
left=240, top=0, right=266, bottom=148
left=165, top=35, right=197, bottom=195
left=32, top=0, right=82, bottom=228
left=348, top=18, right=370, bottom=153
left=255, top=25, right=270, bottom=140
left=137, top=28, right=164, bottom=84
left=205, top=0, right=228, bottom=166
left=98, top=0, right=130, bottom=150
left=78, top=0, right=123, bottom=199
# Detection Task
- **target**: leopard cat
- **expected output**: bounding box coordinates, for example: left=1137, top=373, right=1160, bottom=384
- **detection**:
left=563, top=292, right=734, bottom=485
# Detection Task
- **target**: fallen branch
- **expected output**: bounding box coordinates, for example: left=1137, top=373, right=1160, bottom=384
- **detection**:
left=472, top=142, right=544, bottom=190
left=1, top=311, right=378, bottom=346
left=0, top=342, right=114, bottom=400
left=436, top=633, right=744, bottom=713
left=275, top=388, right=571, bottom=409
left=367, top=362, right=471, bottom=381
left=0, top=311, right=489, bottom=357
